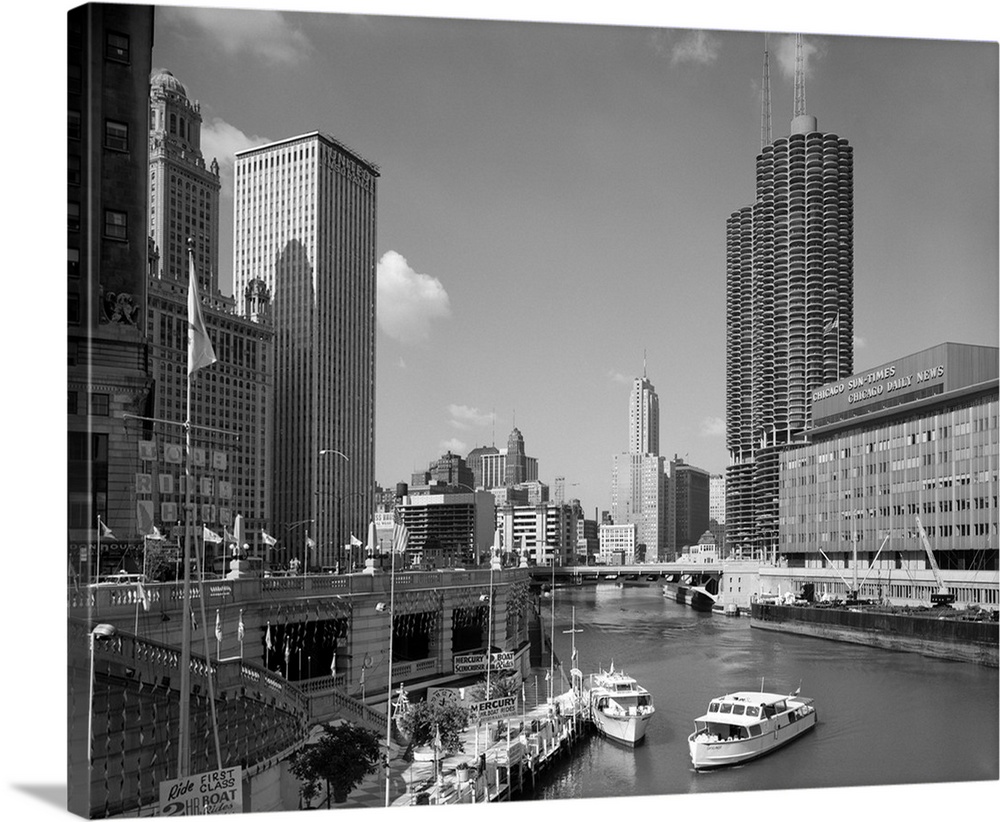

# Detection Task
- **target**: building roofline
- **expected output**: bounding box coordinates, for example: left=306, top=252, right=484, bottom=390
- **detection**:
left=235, top=130, right=380, bottom=175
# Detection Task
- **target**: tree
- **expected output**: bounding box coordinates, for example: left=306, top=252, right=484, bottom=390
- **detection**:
left=395, top=698, right=469, bottom=756
left=289, top=722, right=384, bottom=807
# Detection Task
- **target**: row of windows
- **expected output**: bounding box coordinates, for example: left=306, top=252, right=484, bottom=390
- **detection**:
left=68, top=392, right=109, bottom=416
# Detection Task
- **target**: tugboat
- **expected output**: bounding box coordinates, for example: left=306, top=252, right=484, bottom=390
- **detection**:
left=585, top=664, right=655, bottom=746
left=688, top=686, right=816, bottom=769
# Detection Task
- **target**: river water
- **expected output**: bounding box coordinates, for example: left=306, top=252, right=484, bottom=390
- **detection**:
left=528, top=584, right=998, bottom=810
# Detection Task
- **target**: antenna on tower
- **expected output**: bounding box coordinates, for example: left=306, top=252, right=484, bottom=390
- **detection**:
left=761, top=33, right=772, bottom=150
left=643, top=349, right=647, bottom=380
left=793, top=33, right=806, bottom=118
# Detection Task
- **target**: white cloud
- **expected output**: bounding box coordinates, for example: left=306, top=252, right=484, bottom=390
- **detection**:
left=439, top=438, right=468, bottom=455
left=161, top=7, right=313, bottom=65
left=447, top=404, right=494, bottom=431
left=200, top=117, right=270, bottom=199
left=377, top=252, right=452, bottom=345
left=608, top=370, right=631, bottom=385
left=700, top=416, right=726, bottom=437
left=671, top=31, right=721, bottom=66
left=774, top=34, right=823, bottom=81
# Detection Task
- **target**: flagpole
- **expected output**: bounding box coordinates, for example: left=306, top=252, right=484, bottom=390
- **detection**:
left=95, top=515, right=101, bottom=585
left=384, top=527, right=397, bottom=807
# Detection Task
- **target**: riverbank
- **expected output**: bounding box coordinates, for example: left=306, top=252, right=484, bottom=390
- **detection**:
left=750, top=601, right=999, bottom=667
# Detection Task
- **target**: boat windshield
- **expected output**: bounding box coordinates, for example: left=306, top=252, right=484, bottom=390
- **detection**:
left=745, top=705, right=759, bottom=717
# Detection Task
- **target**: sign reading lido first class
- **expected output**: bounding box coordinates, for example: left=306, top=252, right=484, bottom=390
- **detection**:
left=469, top=695, right=518, bottom=723
left=159, top=767, right=242, bottom=816
left=454, top=651, right=515, bottom=674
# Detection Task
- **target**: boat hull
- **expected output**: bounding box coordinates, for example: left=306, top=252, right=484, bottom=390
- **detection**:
left=688, top=710, right=816, bottom=769
left=593, top=709, right=654, bottom=746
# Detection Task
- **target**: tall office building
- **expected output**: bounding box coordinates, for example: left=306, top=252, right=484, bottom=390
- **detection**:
left=145, top=70, right=274, bottom=568
left=666, top=456, right=711, bottom=556
left=725, top=37, right=854, bottom=555
left=611, top=371, right=665, bottom=559
left=233, top=132, right=379, bottom=569
left=504, top=427, right=528, bottom=485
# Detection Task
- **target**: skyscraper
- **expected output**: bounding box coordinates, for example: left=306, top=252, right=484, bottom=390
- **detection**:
left=725, top=37, right=854, bottom=555
left=611, top=370, right=665, bottom=559
left=233, top=132, right=379, bottom=569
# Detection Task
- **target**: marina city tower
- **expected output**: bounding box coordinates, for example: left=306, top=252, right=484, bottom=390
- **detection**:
left=725, top=38, right=854, bottom=556
left=234, top=133, right=379, bottom=570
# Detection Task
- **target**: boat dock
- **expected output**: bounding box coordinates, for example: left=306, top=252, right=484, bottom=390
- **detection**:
left=391, top=687, right=589, bottom=805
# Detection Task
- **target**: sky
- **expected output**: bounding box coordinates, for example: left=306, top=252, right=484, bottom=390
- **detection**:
left=143, top=2, right=997, bottom=515
left=1, top=3, right=996, bottom=821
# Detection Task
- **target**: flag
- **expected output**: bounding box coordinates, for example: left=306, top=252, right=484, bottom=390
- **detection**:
left=215, top=610, right=223, bottom=643
left=306, top=536, right=316, bottom=553
left=187, top=252, right=217, bottom=375
left=392, top=521, right=410, bottom=553
left=824, top=313, right=840, bottom=333
left=190, top=610, right=198, bottom=631
left=136, top=581, right=150, bottom=611
left=261, top=530, right=277, bottom=547
left=266, top=622, right=274, bottom=651
left=238, top=610, right=245, bottom=642
left=350, top=534, right=363, bottom=547
left=330, top=652, right=337, bottom=676
left=203, top=526, right=223, bottom=544
left=98, top=517, right=116, bottom=539
left=284, top=639, right=291, bottom=664
left=149, top=525, right=166, bottom=541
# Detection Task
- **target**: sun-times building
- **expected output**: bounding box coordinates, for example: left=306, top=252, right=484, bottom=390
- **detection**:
left=778, top=343, right=999, bottom=607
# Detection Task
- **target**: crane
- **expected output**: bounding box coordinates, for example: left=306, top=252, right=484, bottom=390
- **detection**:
left=914, top=516, right=954, bottom=606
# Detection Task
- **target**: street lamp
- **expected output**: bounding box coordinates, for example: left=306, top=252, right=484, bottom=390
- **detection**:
left=318, top=449, right=351, bottom=571
left=88, top=623, right=117, bottom=780
left=285, top=519, right=313, bottom=573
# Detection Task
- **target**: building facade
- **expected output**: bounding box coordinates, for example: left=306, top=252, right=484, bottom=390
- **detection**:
left=666, top=456, right=712, bottom=558
left=500, top=502, right=579, bottom=567
left=233, top=133, right=379, bottom=569
left=466, top=444, right=499, bottom=489
left=68, top=4, right=155, bottom=584
left=397, top=491, right=496, bottom=568
left=726, top=101, right=854, bottom=556
left=779, top=344, right=999, bottom=601
left=598, top=523, right=638, bottom=564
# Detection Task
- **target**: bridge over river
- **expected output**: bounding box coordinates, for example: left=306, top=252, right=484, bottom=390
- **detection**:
left=68, top=566, right=534, bottom=816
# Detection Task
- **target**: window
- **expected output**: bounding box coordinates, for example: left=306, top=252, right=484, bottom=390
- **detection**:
left=68, top=202, right=80, bottom=232
left=68, top=154, right=81, bottom=186
left=68, top=248, right=80, bottom=277
left=105, top=120, right=128, bottom=152
left=69, top=110, right=81, bottom=140
left=68, top=292, right=80, bottom=324
left=90, top=393, right=110, bottom=416
left=104, top=209, right=127, bottom=240
left=106, top=31, right=130, bottom=62
left=68, top=391, right=78, bottom=415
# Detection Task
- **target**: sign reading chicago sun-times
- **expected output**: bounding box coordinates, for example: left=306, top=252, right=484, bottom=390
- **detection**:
left=453, top=651, right=515, bottom=674
left=469, top=695, right=518, bottom=723
left=159, top=767, right=242, bottom=816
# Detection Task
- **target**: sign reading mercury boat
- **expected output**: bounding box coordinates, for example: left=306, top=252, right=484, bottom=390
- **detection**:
left=585, top=664, right=655, bottom=746
left=688, top=687, right=816, bottom=769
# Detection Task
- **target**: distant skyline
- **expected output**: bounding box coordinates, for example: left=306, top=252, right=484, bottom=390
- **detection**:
left=141, top=3, right=997, bottom=517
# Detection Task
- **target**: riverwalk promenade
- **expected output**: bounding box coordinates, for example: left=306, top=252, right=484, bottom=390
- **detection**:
left=336, top=683, right=586, bottom=808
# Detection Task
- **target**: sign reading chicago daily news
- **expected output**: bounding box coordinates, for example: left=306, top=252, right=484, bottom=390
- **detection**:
left=469, top=695, right=518, bottom=723
left=159, top=766, right=242, bottom=815
left=454, top=651, right=515, bottom=674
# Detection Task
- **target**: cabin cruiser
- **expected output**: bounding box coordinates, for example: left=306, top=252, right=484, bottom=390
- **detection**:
left=688, top=688, right=816, bottom=769
left=585, top=664, right=655, bottom=746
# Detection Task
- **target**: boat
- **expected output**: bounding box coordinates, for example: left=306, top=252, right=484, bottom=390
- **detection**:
left=688, top=687, right=816, bottom=769
left=585, top=664, right=655, bottom=745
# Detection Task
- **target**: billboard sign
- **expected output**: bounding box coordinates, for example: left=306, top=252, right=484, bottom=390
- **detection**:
left=468, top=695, right=517, bottom=723
left=159, top=766, right=242, bottom=816
left=453, top=651, right=515, bottom=674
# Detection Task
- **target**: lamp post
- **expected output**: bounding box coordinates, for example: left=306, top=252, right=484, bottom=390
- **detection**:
left=319, top=449, right=350, bottom=570
left=88, top=623, right=117, bottom=789
left=284, top=519, right=313, bottom=573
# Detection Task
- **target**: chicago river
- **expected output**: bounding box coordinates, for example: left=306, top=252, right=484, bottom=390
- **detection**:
left=532, top=585, right=998, bottom=800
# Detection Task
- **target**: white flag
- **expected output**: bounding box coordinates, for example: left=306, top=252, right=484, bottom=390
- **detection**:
left=215, top=609, right=223, bottom=643
left=203, top=526, right=223, bottom=544
left=187, top=251, right=217, bottom=375
left=261, top=530, right=277, bottom=547
left=238, top=610, right=245, bottom=642
left=136, top=581, right=150, bottom=611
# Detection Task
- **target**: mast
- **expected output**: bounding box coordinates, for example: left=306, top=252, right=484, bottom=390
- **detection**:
left=794, top=33, right=806, bottom=118
left=761, top=33, right=772, bottom=151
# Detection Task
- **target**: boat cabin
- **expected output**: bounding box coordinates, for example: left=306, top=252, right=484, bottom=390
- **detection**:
left=692, top=692, right=799, bottom=742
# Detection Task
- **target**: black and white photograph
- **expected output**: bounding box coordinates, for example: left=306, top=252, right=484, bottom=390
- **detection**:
left=5, top=1, right=1000, bottom=820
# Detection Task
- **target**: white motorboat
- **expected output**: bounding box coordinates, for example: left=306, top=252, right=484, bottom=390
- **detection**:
left=688, top=688, right=816, bottom=769
left=585, top=664, right=655, bottom=746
